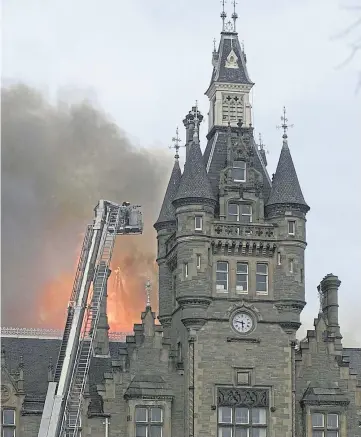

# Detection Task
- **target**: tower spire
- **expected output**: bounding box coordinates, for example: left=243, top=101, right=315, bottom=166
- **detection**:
left=145, top=279, right=151, bottom=308
left=220, top=0, right=227, bottom=32
left=266, top=107, right=309, bottom=210
left=231, top=0, right=238, bottom=32
left=276, top=106, right=294, bottom=148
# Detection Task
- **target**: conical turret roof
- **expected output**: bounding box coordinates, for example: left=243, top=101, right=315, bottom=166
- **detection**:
left=173, top=135, right=215, bottom=205
left=154, top=160, right=182, bottom=228
left=266, top=140, right=309, bottom=209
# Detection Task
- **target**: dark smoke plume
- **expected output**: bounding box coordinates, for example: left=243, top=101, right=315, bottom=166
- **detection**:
left=1, top=84, right=172, bottom=329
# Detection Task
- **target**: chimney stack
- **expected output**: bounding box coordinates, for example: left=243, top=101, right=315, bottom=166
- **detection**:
left=319, top=273, right=342, bottom=344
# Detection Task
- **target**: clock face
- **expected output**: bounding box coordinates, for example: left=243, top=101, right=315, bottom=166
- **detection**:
left=232, top=312, right=254, bottom=334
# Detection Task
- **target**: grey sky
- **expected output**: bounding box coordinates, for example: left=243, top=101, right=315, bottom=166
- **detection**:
left=2, top=0, right=361, bottom=345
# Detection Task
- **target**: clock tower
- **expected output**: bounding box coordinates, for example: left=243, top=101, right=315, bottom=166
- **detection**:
left=154, top=3, right=309, bottom=437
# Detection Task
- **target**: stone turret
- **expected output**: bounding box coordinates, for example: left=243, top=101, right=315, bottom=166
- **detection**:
left=265, top=110, right=310, bottom=334
left=154, top=157, right=182, bottom=331
left=173, top=108, right=216, bottom=332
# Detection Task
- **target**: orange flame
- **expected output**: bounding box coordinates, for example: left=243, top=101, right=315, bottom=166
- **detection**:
left=37, top=235, right=158, bottom=333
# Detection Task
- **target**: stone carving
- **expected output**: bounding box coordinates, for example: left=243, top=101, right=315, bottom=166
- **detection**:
left=218, top=387, right=269, bottom=407
left=225, top=301, right=263, bottom=321
left=1, top=385, right=10, bottom=403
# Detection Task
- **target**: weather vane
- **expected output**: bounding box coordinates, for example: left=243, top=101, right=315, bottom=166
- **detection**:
left=276, top=106, right=294, bottom=140
left=231, top=0, right=238, bottom=31
left=258, top=132, right=269, bottom=155
left=220, top=0, right=227, bottom=31
left=259, top=133, right=264, bottom=150
left=169, top=127, right=184, bottom=160
left=145, top=279, right=151, bottom=308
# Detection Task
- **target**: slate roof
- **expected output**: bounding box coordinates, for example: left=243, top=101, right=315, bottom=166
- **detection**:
left=1, top=337, right=126, bottom=398
left=1, top=337, right=61, bottom=396
left=207, top=32, right=253, bottom=92
left=203, top=130, right=272, bottom=201
left=301, top=383, right=349, bottom=406
left=266, top=140, right=309, bottom=208
left=343, top=348, right=361, bottom=377
left=124, top=374, right=173, bottom=399
left=154, top=160, right=181, bottom=226
left=174, top=139, right=215, bottom=204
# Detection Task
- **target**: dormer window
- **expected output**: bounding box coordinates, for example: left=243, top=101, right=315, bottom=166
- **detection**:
left=233, top=160, right=246, bottom=182
left=228, top=203, right=252, bottom=223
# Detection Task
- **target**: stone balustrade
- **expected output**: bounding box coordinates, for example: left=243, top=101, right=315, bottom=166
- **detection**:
left=212, top=222, right=276, bottom=239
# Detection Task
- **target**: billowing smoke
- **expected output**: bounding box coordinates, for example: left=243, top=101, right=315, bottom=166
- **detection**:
left=1, top=84, right=172, bottom=331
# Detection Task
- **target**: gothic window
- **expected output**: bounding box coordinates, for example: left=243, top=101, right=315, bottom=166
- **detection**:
left=222, top=94, right=243, bottom=123
left=311, top=413, right=339, bottom=437
left=184, top=263, right=189, bottom=278
left=135, top=407, right=163, bottom=437
left=2, top=409, right=15, bottom=437
left=195, top=216, right=203, bottom=231
left=288, top=221, right=295, bottom=235
left=228, top=203, right=252, bottom=223
left=218, top=406, right=267, bottom=437
left=232, top=160, right=246, bottom=182
left=236, top=263, right=248, bottom=293
left=256, top=263, right=268, bottom=294
left=216, top=261, right=229, bottom=292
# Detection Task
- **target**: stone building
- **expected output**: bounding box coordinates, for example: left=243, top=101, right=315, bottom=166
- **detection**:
left=1, top=10, right=361, bottom=437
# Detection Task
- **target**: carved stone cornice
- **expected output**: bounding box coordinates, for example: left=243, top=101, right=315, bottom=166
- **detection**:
left=177, top=297, right=212, bottom=308
left=181, top=317, right=207, bottom=331
left=124, top=394, right=174, bottom=401
left=158, top=316, right=172, bottom=328
left=173, top=197, right=217, bottom=209
left=154, top=220, right=176, bottom=232
left=211, top=238, right=276, bottom=258
left=265, top=203, right=309, bottom=218
left=226, top=337, right=260, bottom=343
left=279, top=322, right=301, bottom=333
left=275, top=300, right=306, bottom=315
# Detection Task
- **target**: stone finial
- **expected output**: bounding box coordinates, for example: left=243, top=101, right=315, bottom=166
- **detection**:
left=18, top=355, right=24, bottom=392
left=145, top=279, right=151, bottom=308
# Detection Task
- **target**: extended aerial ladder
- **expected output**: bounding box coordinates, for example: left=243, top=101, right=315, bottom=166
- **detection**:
left=38, top=200, right=143, bottom=437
